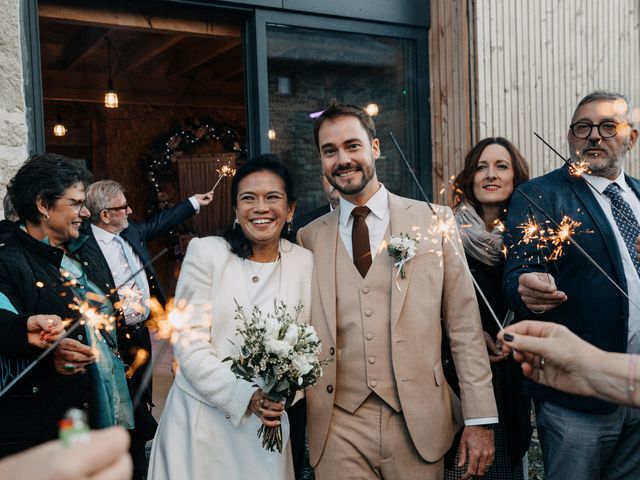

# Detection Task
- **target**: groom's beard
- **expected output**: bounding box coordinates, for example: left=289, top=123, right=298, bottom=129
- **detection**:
left=327, top=157, right=376, bottom=196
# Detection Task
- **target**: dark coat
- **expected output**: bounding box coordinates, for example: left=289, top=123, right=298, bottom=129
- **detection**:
left=87, top=199, right=196, bottom=457
left=291, top=204, right=331, bottom=239
left=0, top=220, right=120, bottom=458
left=443, top=255, right=531, bottom=468
left=468, top=256, right=532, bottom=466
left=503, top=164, right=640, bottom=413
left=119, top=199, right=196, bottom=306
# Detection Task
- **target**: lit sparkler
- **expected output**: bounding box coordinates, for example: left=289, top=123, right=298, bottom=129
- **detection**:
left=210, top=163, right=237, bottom=194
left=389, top=131, right=504, bottom=331
left=518, top=189, right=640, bottom=312
left=131, top=295, right=204, bottom=409
left=547, top=216, right=582, bottom=261
left=568, top=160, right=591, bottom=177
left=534, top=132, right=640, bottom=237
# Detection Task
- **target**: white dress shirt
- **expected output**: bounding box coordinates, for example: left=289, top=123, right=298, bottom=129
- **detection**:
left=338, top=184, right=390, bottom=260
left=338, top=185, right=497, bottom=426
left=92, top=224, right=150, bottom=325
left=584, top=169, right=640, bottom=353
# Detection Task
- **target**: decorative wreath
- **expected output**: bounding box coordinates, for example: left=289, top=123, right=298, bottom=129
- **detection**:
left=143, top=118, right=245, bottom=213
left=142, top=119, right=246, bottom=258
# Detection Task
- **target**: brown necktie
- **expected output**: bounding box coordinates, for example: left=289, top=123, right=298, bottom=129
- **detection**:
left=351, top=206, right=372, bottom=277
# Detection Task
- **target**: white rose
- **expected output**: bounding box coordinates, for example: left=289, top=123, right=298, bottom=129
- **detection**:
left=390, top=237, right=402, bottom=249
left=304, top=325, right=319, bottom=343
left=265, top=339, right=292, bottom=357
left=291, top=353, right=313, bottom=375
left=284, top=323, right=299, bottom=346
left=265, top=315, right=281, bottom=340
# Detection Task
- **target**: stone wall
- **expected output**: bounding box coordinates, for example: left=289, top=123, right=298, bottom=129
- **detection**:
left=0, top=0, right=28, bottom=219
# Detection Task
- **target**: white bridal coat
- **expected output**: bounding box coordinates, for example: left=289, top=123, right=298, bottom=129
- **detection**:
left=148, top=237, right=313, bottom=480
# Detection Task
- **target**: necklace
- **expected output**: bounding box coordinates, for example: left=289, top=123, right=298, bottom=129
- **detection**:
left=248, top=250, right=280, bottom=283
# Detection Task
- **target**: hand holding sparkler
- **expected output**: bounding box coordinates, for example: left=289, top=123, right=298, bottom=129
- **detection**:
left=193, top=191, right=214, bottom=207
left=517, top=272, right=567, bottom=313
left=53, top=338, right=97, bottom=375
left=27, top=315, right=64, bottom=349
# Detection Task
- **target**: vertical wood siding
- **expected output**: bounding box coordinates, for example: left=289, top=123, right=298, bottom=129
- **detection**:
left=474, top=0, right=640, bottom=178
left=429, top=0, right=640, bottom=201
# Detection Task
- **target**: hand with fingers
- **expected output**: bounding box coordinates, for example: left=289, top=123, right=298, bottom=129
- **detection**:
left=27, top=314, right=65, bottom=348
left=0, top=427, right=132, bottom=480
left=457, top=425, right=495, bottom=479
left=53, top=338, right=97, bottom=375
left=194, top=191, right=214, bottom=207
left=248, top=390, right=285, bottom=428
left=484, top=331, right=507, bottom=363
left=498, top=320, right=599, bottom=397
left=517, top=272, right=567, bottom=313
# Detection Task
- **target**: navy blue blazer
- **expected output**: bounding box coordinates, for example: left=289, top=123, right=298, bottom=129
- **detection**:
left=119, top=199, right=196, bottom=306
left=503, top=164, right=640, bottom=414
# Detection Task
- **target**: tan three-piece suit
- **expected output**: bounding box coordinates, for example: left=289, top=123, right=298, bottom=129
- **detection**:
left=298, top=191, right=497, bottom=478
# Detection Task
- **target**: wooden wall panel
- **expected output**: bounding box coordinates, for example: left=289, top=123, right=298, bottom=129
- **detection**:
left=429, top=0, right=640, bottom=203
left=473, top=0, right=640, bottom=177
left=429, top=0, right=473, bottom=204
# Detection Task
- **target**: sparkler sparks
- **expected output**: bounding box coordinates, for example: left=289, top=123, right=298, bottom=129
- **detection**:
left=145, top=297, right=195, bottom=344
left=568, top=160, right=591, bottom=176
left=132, top=295, right=204, bottom=409
left=210, top=162, right=237, bottom=194
left=547, top=216, right=582, bottom=261
left=390, top=131, right=504, bottom=331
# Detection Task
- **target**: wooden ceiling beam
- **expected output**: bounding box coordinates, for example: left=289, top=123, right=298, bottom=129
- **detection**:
left=39, top=0, right=242, bottom=38
left=117, top=35, right=186, bottom=74
left=167, top=39, right=242, bottom=79
left=41, top=70, right=244, bottom=107
left=54, top=27, right=109, bottom=71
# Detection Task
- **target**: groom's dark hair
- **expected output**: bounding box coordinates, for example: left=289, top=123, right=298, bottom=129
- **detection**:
left=313, top=103, right=377, bottom=152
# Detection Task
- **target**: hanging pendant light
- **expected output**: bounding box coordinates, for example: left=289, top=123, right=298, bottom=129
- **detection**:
left=104, top=38, right=119, bottom=108
left=53, top=113, right=67, bottom=137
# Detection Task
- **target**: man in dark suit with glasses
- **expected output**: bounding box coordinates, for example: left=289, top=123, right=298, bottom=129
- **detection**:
left=503, top=91, right=640, bottom=479
left=85, top=179, right=213, bottom=480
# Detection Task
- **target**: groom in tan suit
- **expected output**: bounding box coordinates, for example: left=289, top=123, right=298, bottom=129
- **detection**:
left=298, top=104, right=498, bottom=479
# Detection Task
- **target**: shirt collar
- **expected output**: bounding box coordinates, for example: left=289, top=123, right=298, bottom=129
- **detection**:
left=584, top=167, right=628, bottom=194
left=339, top=183, right=388, bottom=227
left=91, top=223, right=118, bottom=244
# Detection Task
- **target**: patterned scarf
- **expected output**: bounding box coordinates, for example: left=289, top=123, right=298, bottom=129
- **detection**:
left=453, top=201, right=504, bottom=266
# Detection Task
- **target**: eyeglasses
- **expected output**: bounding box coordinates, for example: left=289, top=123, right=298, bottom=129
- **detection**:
left=104, top=204, right=129, bottom=212
left=569, top=121, right=630, bottom=139
left=56, top=196, right=87, bottom=213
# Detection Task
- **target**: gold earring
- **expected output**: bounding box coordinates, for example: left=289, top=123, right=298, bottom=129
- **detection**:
left=43, top=212, right=49, bottom=222
left=287, top=221, right=292, bottom=234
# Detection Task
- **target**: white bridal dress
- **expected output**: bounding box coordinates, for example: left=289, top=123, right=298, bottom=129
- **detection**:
left=148, top=237, right=312, bottom=480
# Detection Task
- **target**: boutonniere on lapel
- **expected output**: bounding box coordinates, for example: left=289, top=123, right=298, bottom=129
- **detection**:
left=387, top=233, right=419, bottom=290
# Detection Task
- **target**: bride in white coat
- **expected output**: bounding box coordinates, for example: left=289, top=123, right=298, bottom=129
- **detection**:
left=148, top=156, right=313, bottom=479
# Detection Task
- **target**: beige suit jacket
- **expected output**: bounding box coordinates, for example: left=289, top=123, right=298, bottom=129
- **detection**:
left=298, top=192, right=497, bottom=465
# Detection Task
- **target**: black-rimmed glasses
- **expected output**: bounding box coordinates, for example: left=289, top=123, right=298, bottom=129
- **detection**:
left=104, top=204, right=129, bottom=212
left=570, top=121, right=630, bottom=139
left=56, top=196, right=87, bottom=213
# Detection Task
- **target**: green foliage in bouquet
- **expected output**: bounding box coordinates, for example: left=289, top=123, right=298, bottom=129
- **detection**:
left=224, top=300, right=327, bottom=452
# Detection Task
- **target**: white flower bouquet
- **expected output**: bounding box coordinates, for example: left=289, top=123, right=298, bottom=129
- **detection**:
left=224, top=300, right=326, bottom=453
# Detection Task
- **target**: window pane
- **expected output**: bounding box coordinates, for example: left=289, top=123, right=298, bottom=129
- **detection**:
left=267, top=24, right=419, bottom=214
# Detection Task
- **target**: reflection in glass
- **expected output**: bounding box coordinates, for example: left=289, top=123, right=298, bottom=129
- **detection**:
left=267, top=25, right=418, bottom=214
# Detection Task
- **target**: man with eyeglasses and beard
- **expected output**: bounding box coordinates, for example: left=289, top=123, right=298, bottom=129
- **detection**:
left=503, top=91, right=640, bottom=479
left=85, top=180, right=213, bottom=480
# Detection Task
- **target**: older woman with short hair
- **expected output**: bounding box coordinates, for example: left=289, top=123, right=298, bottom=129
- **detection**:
left=0, top=154, right=132, bottom=458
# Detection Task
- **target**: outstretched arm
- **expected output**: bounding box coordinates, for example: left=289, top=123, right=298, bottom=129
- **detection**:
left=499, top=320, right=636, bottom=406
